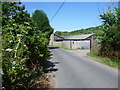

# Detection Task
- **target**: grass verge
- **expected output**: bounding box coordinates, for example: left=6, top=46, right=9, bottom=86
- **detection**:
left=49, top=45, right=77, bottom=50
left=87, top=52, right=120, bottom=68
left=55, top=46, right=71, bottom=50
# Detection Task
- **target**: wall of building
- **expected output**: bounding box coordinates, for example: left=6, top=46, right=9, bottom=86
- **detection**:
left=53, top=41, right=62, bottom=46
left=62, top=41, right=71, bottom=49
left=49, top=34, right=91, bottom=49
left=49, top=34, right=54, bottom=45
left=52, top=40, right=90, bottom=49
left=91, top=37, right=100, bottom=54
left=71, top=40, right=90, bottom=49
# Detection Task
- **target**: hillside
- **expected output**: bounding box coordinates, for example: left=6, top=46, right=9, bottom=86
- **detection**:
left=55, top=25, right=104, bottom=38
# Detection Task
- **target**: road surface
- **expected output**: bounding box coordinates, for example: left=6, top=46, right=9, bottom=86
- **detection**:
left=48, top=47, right=118, bottom=88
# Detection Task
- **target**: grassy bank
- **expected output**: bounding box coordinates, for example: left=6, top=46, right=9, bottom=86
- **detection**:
left=87, top=52, right=120, bottom=68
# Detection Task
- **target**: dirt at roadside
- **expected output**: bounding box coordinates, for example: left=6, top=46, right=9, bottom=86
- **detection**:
left=45, top=73, right=56, bottom=88
left=31, top=72, right=56, bottom=89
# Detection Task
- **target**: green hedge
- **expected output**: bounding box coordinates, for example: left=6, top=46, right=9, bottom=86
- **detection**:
left=2, top=2, right=53, bottom=89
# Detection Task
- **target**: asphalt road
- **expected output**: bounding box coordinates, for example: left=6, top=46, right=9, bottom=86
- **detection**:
left=48, top=47, right=118, bottom=88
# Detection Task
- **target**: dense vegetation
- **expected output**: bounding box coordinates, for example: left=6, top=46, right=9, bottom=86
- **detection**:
left=87, top=7, right=120, bottom=67
left=32, top=10, right=53, bottom=35
left=55, top=25, right=104, bottom=38
left=2, top=2, right=53, bottom=89
left=99, top=7, right=120, bottom=58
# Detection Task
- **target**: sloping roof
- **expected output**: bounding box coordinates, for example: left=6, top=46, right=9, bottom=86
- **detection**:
left=54, top=33, right=95, bottom=40
left=63, top=33, right=95, bottom=40
left=54, top=34, right=64, bottom=41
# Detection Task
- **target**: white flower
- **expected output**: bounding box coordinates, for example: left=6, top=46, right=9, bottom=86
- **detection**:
left=14, top=50, right=17, bottom=52
left=17, top=34, right=22, bottom=36
left=12, top=61, right=16, bottom=65
left=9, top=40, right=12, bottom=43
left=0, top=70, right=3, bottom=75
left=12, top=66, right=15, bottom=69
left=13, top=24, right=16, bottom=26
left=2, top=87, right=5, bottom=89
left=23, top=45, right=26, bottom=47
left=6, top=48, right=13, bottom=52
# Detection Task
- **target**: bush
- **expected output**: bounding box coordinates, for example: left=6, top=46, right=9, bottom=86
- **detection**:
left=2, top=2, right=53, bottom=89
left=99, top=7, right=120, bottom=58
left=81, top=46, right=85, bottom=49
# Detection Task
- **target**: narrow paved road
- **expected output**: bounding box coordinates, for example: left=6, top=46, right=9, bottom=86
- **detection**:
left=49, top=47, right=118, bottom=88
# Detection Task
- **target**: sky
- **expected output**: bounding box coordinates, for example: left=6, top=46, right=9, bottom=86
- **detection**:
left=22, top=2, right=118, bottom=32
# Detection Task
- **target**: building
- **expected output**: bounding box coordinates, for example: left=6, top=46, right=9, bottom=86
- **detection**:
left=49, top=33, right=95, bottom=49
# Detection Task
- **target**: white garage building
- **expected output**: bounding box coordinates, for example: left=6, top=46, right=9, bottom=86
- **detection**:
left=50, top=33, right=95, bottom=50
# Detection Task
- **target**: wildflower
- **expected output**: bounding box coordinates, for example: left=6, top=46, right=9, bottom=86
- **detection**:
left=17, top=34, right=22, bottom=36
left=23, top=45, right=26, bottom=47
left=12, top=61, right=16, bottom=65
left=6, top=48, right=13, bottom=52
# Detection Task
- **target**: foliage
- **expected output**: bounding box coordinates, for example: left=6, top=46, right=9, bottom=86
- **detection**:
left=32, top=10, right=53, bottom=38
left=55, top=25, right=104, bottom=39
left=87, top=52, right=119, bottom=68
left=99, top=7, right=120, bottom=58
left=2, top=2, right=53, bottom=89
left=81, top=46, right=85, bottom=49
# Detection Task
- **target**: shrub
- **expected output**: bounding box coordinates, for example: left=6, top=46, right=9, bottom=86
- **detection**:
left=2, top=2, right=53, bottom=89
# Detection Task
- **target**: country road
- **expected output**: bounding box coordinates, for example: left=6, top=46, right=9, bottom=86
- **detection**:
left=48, top=46, right=118, bottom=88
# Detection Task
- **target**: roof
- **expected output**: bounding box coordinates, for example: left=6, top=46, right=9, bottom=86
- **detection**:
left=54, top=34, right=64, bottom=41
left=64, top=33, right=95, bottom=40
left=54, top=33, right=95, bottom=40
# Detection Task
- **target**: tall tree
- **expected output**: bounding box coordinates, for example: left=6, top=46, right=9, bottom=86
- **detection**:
left=32, top=10, right=53, bottom=37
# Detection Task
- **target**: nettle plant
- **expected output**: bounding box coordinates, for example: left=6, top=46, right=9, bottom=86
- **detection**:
left=2, top=2, right=51, bottom=89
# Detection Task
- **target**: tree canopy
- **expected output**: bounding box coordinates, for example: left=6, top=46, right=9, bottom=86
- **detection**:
left=99, top=7, right=120, bottom=57
left=32, top=10, right=53, bottom=36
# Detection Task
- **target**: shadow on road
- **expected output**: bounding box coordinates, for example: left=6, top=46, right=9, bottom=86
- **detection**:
left=45, top=46, right=59, bottom=73
left=48, top=46, right=59, bottom=49
left=45, top=61, right=59, bottom=73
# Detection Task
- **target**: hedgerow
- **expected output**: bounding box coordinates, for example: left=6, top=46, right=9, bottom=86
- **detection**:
left=99, top=7, right=120, bottom=58
left=2, top=2, right=53, bottom=89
